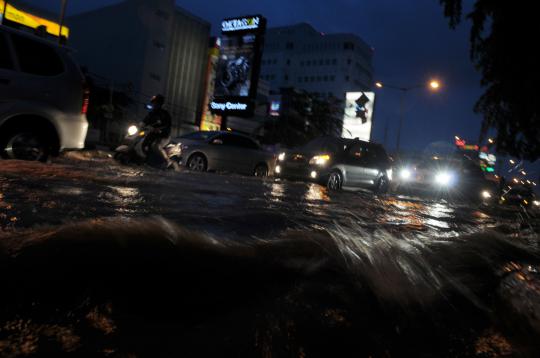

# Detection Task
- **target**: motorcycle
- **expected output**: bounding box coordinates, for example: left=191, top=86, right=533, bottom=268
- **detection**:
left=114, top=124, right=181, bottom=166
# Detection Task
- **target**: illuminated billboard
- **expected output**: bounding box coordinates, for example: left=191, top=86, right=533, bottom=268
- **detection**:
left=342, top=92, right=376, bottom=142
left=0, top=1, right=69, bottom=38
left=210, top=15, right=266, bottom=117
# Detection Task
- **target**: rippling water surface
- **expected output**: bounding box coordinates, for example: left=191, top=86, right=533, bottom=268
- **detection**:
left=1, top=157, right=539, bottom=357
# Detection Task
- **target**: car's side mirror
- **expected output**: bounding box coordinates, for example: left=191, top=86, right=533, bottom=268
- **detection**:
left=212, top=139, right=223, bottom=145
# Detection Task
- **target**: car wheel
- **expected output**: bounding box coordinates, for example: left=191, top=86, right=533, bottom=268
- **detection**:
left=327, top=171, right=343, bottom=191
left=0, top=129, right=50, bottom=162
left=254, top=164, right=268, bottom=177
left=187, top=153, right=207, bottom=172
left=375, top=176, right=389, bottom=194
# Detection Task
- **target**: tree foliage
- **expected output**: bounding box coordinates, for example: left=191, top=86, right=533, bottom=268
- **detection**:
left=440, top=0, right=540, bottom=161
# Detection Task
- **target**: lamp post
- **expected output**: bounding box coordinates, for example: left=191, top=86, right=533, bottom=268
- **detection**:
left=58, top=0, right=68, bottom=44
left=375, top=79, right=441, bottom=153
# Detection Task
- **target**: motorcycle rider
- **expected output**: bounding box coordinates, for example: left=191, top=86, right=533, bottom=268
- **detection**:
left=142, top=94, right=172, bottom=168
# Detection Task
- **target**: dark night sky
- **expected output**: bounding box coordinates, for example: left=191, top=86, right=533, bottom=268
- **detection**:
left=25, top=0, right=484, bottom=154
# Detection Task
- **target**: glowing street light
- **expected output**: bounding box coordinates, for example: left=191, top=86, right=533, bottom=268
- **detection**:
left=375, top=78, right=443, bottom=152
left=429, top=80, right=441, bottom=90
left=521, top=170, right=527, bottom=176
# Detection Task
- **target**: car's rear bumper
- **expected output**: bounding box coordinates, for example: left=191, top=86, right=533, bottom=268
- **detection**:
left=57, top=114, right=88, bottom=150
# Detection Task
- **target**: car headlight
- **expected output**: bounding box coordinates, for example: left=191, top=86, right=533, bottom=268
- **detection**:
left=481, top=190, right=492, bottom=199
left=127, top=125, right=138, bottom=136
left=309, top=154, right=331, bottom=166
left=278, top=152, right=286, bottom=162
left=533, top=200, right=540, bottom=207
left=435, top=171, right=454, bottom=186
left=399, top=168, right=412, bottom=181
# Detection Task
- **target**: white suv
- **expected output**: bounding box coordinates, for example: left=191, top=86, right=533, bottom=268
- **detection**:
left=0, top=26, right=88, bottom=161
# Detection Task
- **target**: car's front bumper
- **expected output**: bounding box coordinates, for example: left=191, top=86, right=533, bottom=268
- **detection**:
left=275, top=162, right=328, bottom=181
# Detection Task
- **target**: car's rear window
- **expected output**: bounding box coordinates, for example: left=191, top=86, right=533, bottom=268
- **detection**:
left=11, top=33, right=64, bottom=76
left=0, top=33, right=14, bottom=70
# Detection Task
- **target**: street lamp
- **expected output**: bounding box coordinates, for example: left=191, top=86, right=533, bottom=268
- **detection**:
left=375, top=78, right=442, bottom=152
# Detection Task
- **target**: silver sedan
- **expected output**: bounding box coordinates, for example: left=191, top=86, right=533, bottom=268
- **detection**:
left=173, top=131, right=275, bottom=177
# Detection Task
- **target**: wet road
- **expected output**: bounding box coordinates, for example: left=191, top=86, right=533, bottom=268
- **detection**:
left=1, top=153, right=536, bottom=239
left=1, top=154, right=540, bottom=357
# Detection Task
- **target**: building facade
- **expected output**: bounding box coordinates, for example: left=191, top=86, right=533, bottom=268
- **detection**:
left=260, top=23, right=374, bottom=99
left=67, top=0, right=210, bottom=136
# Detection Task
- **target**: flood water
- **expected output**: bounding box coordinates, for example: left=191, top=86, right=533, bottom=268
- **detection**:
left=1, top=155, right=539, bottom=357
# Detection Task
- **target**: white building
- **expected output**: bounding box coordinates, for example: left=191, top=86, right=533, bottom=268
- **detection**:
left=260, top=23, right=374, bottom=98
left=67, top=0, right=210, bottom=135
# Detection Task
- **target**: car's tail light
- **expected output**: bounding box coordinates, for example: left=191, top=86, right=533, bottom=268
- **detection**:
left=81, top=82, right=90, bottom=115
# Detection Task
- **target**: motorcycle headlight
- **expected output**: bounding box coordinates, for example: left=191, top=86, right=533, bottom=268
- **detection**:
left=278, top=153, right=286, bottom=162
left=435, top=171, right=455, bottom=186
left=481, top=190, right=492, bottom=199
left=128, top=125, right=138, bottom=136
left=309, top=154, right=331, bottom=166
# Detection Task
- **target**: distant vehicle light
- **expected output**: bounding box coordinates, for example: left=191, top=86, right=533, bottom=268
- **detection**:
left=278, top=153, right=286, bottom=162
left=128, top=125, right=138, bottom=136
left=399, top=168, right=412, bottom=180
left=435, top=171, right=454, bottom=186
left=310, top=171, right=318, bottom=179
left=309, top=154, right=331, bottom=166
left=275, top=165, right=282, bottom=174
left=481, top=190, right=492, bottom=199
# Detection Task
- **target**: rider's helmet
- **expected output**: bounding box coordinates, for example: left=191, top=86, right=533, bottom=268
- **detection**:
left=148, top=94, right=165, bottom=110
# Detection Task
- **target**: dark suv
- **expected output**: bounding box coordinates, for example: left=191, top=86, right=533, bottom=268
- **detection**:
left=275, top=136, right=392, bottom=191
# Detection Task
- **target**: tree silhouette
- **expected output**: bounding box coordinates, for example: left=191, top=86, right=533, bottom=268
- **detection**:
left=439, top=0, right=539, bottom=161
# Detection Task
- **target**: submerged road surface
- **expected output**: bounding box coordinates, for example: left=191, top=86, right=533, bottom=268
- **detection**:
left=1, top=154, right=539, bottom=357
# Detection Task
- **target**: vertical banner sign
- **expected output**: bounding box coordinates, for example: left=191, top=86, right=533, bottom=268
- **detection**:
left=342, top=92, right=376, bottom=142
left=210, top=15, right=266, bottom=117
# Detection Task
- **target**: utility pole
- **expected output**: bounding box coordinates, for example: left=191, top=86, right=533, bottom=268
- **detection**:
left=58, top=0, right=68, bottom=44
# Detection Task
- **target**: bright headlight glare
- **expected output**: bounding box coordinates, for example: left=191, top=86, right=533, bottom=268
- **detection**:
left=435, top=171, right=454, bottom=186
left=310, top=154, right=331, bottom=166
left=533, top=200, right=540, bottom=206
left=481, top=190, right=492, bottom=199
left=128, top=125, right=138, bottom=136
left=400, top=168, right=412, bottom=180
left=275, top=165, right=282, bottom=174
left=278, top=153, right=286, bottom=162
left=386, top=168, right=393, bottom=181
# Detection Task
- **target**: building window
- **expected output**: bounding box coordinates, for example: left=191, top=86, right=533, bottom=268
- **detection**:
left=273, top=59, right=278, bottom=64
left=317, top=76, right=321, bottom=82
left=324, top=75, right=328, bottom=81
left=298, top=77, right=303, bottom=83
left=330, top=75, right=335, bottom=81
left=344, top=42, right=355, bottom=50
left=150, top=73, right=161, bottom=82
left=304, top=76, right=309, bottom=82
left=319, top=59, right=323, bottom=65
